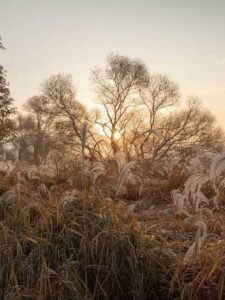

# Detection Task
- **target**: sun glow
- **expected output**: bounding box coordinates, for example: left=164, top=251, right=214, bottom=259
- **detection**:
left=114, top=131, right=121, bottom=140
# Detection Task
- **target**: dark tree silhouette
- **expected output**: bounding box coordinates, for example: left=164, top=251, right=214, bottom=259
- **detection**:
left=0, top=37, right=15, bottom=141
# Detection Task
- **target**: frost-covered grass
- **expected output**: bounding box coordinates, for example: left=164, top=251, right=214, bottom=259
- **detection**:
left=1, top=149, right=225, bottom=298
left=0, top=172, right=171, bottom=299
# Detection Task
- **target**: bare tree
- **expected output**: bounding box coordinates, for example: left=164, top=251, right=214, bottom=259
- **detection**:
left=14, top=95, right=60, bottom=164
left=145, top=99, right=224, bottom=160
left=138, top=74, right=180, bottom=158
left=25, top=95, right=59, bottom=163
left=42, top=74, right=104, bottom=160
left=92, top=54, right=149, bottom=154
left=117, top=96, right=223, bottom=160
left=116, top=109, right=147, bottom=159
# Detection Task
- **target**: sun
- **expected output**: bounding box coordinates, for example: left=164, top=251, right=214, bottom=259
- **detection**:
left=114, top=131, right=121, bottom=140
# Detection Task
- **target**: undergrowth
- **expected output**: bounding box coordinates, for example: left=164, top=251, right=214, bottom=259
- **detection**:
left=1, top=151, right=225, bottom=299
left=0, top=178, right=171, bottom=300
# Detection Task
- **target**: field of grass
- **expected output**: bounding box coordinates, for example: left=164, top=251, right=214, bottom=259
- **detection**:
left=1, top=151, right=225, bottom=300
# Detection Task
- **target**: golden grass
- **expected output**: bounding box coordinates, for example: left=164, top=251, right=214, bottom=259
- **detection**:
left=0, top=174, right=171, bottom=299
left=0, top=169, right=225, bottom=299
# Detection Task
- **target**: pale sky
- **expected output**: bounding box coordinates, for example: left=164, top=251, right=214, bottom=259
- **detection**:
left=0, top=0, right=225, bottom=125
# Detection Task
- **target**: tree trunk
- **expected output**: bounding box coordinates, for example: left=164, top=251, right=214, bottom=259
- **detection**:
left=111, top=128, right=120, bottom=154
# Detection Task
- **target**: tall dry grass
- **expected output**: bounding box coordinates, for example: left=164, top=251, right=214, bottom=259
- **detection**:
left=0, top=174, right=171, bottom=300
left=1, top=148, right=225, bottom=299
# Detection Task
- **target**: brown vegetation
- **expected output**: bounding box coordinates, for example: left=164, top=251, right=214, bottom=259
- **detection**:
left=0, top=150, right=224, bottom=299
left=1, top=43, right=225, bottom=299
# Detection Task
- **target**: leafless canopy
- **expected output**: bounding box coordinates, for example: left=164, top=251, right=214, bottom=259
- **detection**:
left=138, top=74, right=180, bottom=157
left=92, top=54, right=149, bottom=153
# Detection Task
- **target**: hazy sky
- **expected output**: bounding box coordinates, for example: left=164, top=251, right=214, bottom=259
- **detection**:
left=1, top=0, right=225, bottom=125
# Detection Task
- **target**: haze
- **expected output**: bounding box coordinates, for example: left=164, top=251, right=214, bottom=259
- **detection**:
left=1, top=0, right=225, bottom=125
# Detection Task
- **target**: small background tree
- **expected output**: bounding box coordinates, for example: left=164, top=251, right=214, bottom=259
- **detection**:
left=0, top=36, right=15, bottom=142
